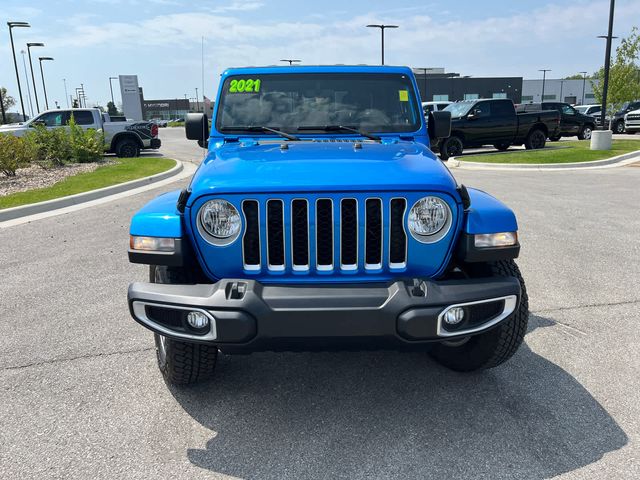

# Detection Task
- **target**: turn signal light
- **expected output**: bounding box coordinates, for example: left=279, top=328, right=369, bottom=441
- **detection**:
left=474, top=232, right=517, bottom=248
left=130, top=235, right=175, bottom=252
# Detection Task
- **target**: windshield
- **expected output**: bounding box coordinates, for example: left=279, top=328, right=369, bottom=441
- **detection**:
left=443, top=101, right=475, bottom=118
left=575, top=106, right=588, bottom=114
left=215, top=73, right=421, bottom=134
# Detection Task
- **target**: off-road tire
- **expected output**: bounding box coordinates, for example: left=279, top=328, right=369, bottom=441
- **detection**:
left=613, top=120, right=625, bottom=134
left=149, top=265, right=218, bottom=385
left=493, top=143, right=510, bottom=151
left=115, top=138, right=140, bottom=158
left=439, top=136, right=464, bottom=160
left=428, top=260, right=529, bottom=372
left=578, top=124, right=594, bottom=140
left=524, top=129, right=546, bottom=150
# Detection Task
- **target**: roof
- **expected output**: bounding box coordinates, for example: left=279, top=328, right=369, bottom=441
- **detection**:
left=221, top=65, right=415, bottom=76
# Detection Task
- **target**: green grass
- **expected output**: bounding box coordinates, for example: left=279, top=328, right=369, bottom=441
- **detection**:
left=462, top=139, right=640, bottom=164
left=167, top=121, right=184, bottom=127
left=0, top=157, right=176, bottom=210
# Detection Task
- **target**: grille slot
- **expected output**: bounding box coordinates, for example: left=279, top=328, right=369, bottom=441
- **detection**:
left=242, top=201, right=260, bottom=270
left=291, top=199, right=309, bottom=270
left=340, top=199, right=358, bottom=270
left=389, top=198, right=407, bottom=267
left=365, top=199, right=382, bottom=269
left=267, top=200, right=285, bottom=270
left=316, top=199, right=334, bottom=270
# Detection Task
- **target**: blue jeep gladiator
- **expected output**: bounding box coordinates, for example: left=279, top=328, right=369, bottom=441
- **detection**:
left=127, top=65, right=528, bottom=385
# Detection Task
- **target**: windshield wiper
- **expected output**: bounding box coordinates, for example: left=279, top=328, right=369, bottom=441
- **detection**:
left=220, top=126, right=300, bottom=141
left=297, top=125, right=381, bottom=141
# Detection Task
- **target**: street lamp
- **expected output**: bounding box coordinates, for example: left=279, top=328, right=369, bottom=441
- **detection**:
left=579, top=71, right=588, bottom=105
left=39, top=57, right=54, bottom=110
left=597, top=0, right=618, bottom=130
left=366, top=24, right=398, bottom=65
left=26, top=42, right=44, bottom=113
left=539, top=69, right=551, bottom=101
left=280, top=59, right=301, bottom=66
left=20, top=50, right=34, bottom=117
left=109, top=77, right=118, bottom=105
left=8, top=21, right=31, bottom=121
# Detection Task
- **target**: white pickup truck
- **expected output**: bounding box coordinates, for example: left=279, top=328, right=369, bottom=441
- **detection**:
left=0, top=108, right=161, bottom=157
left=625, top=109, right=640, bottom=134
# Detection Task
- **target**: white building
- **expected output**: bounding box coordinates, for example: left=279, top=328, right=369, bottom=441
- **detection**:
left=521, top=78, right=599, bottom=105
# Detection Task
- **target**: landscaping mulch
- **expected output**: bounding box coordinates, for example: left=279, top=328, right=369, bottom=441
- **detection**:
left=0, top=161, right=114, bottom=197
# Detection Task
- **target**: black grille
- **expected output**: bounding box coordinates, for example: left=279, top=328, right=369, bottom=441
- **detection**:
left=466, top=300, right=505, bottom=326
left=267, top=200, right=285, bottom=267
left=389, top=199, right=407, bottom=265
left=316, top=199, right=333, bottom=267
left=365, top=199, right=382, bottom=266
left=242, top=201, right=260, bottom=267
left=341, top=199, right=358, bottom=266
left=291, top=200, right=309, bottom=267
left=145, top=306, right=185, bottom=331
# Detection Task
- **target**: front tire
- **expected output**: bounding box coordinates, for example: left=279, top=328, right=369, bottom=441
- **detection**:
left=524, top=129, right=546, bottom=150
left=613, top=120, right=625, bottom=134
left=150, top=265, right=218, bottom=385
left=578, top=124, right=594, bottom=140
left=429, top=260, right=529, bottom=372
left=439, top=136, right=464, bottom=160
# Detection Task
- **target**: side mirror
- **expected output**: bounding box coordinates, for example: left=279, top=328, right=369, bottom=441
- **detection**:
left=428, top=111, right=452, bottom=140
left=185, top=113, right=209, bottom=147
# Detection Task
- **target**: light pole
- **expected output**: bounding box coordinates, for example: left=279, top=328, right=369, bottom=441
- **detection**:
left=63, top=78, right=69, bottom=108
left=39, top=57, right=54, bottom=110
left=8, top=21, right=31, bottom=121
left=26, top=42, right=44, bottom=113
left=80, top=83, right=85, bottom=108
left=280, top=59, right=301, bottom=66
left=109, top=76, right=118, bottom=105
left=195, top=87, right=199, bottom=112
left=579, top=71, right=588, bottom=105
left=539, top=69, right=551, bottom=101
left=20, top=50, right=34, bottom=117
left=598, top=0, right=617, bottom=130
left=75, top=88, right=82, bottom=108
left=366, top=24, right=398, bottom=65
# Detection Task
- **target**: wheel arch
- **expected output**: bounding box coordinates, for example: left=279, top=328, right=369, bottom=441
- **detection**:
left=110, top=132, right=143, bottom=151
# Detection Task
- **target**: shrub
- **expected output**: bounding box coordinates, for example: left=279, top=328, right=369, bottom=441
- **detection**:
left=23, top=124, right=71, bottom=168
left=0, top=134, right=34, bottom=176
left=68, top=116, right=104, bottom=163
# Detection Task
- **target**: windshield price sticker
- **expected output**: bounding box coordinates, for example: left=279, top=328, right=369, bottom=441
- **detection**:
left=399, top=90, right=409, bottom=102
left=229, top=78, right=262, bottom=93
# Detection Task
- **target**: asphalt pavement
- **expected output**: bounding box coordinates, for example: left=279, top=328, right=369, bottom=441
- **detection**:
left=1, top=128, right=639, bottom=479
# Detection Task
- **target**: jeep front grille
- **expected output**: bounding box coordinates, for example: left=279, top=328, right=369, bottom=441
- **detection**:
left=241, top=197, right=407, bottom=273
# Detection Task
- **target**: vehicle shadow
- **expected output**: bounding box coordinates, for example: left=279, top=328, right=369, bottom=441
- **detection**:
left=171, top=314, right=627, bottom=480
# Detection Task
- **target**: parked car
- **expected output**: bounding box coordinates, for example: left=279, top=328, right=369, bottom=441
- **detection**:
left=150, top=118, right=168, bottom=128
left=624, top=109, right=640, bottom=134
left=516, top=102, right=596, bottom=141
left=126, top=65, right=528, bottom=386
left=438, top=98, right=560, bottom=159
left=574, top=104, right=601, bottom=117
left=0, top=108, right=161, bottom=157
left=609, top=101, right=640, bottom=133
left=422, top=101, right=452, bottom=114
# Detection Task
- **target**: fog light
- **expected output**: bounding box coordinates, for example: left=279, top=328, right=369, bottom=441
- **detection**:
left=444, top=307, right=465, bottom=325
left=186, top=311, right=209, bottom=330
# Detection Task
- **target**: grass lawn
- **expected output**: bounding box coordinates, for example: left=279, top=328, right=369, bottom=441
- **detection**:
left=462, top=139, right=640, bottom=164
left=0, top=157, right=175, bottom=210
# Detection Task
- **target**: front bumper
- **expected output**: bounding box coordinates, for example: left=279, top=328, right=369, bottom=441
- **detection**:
left=128, top=277, right=521, bottom=352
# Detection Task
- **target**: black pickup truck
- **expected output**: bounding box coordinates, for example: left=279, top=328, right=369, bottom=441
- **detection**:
left=438, top=99, right=560, bottom=160
left=517, top=102, right=597, bottom=141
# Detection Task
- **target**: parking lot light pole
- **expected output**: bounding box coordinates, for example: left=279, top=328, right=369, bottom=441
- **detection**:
left=366, top=24, right=398, bottom=65
left=8, top=21, right=31, bottom=121
left=579, top=71, right=588, bottom=105
left=39, top=57, right=54, bottom=110
left=109, top=77, right=118, bottom=105
left=20, top=51, right=34, bottom=117
left=63, top=78, right=69, bottom=108
left=539, top=69, right=551, bottom=101
left=598, top=0, right=617, bottom=130
left=26, top=42, right=44, bottom=113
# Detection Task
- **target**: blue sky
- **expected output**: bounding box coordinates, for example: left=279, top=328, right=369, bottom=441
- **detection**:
left=2, top=0, right=639, bottom=112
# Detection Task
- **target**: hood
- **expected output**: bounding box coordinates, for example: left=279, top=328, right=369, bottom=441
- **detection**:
left=0, top=122, right=26, bottom=131
left=188, top=140, right=458, bottom=200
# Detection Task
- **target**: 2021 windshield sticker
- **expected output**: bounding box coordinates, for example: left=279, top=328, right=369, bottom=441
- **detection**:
left=229, top=79, right=262, bottom=93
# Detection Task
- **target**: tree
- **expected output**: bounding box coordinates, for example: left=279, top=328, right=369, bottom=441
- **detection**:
left=564, top=73, right=589, bottom=80
left=591, top=27, right=640, bottom=116
left=106, top=101, right=119, bottom=116
left=1, top=87, right=17, bottom=124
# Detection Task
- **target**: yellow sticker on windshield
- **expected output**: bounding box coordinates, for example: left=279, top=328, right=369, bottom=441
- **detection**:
left=399, top=90, right=409, bottom=102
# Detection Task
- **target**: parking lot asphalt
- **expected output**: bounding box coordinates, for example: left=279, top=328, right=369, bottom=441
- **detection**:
left=1, top=129, right=639, bottom=479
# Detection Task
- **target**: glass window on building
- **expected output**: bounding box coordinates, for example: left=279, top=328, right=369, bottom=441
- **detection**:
left=542, top=94, right=556, bottom=100
left=492, top=92, right=507, bottom=99
left=521, top=95, right=534, bottom=102
left=464, top=93, right=479, bottom=100
left=433, top=94, right=449, bottom=101
left=585, top=93, right=595, bottom=100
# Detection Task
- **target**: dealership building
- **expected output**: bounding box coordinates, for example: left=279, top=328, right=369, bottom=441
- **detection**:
left=521, top=78, right=599, bottom=105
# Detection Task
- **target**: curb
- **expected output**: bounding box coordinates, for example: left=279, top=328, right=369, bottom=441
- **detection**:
left=448, top=149, right=640, bottom=171
left=0, top=160, right=183, bottom=222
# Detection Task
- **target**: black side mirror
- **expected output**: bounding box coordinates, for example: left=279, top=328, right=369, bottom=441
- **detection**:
left=428, top=111, right=452, bottom=140
left=185, top=113, right=209, bottom=147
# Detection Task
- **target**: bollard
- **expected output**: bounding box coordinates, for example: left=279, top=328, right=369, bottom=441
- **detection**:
left=591, top=130, right=612, bottom=150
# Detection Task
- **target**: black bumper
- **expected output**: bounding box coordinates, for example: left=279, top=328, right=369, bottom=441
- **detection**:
left=148, top=138, right=161, bottom=149
left=128, top=277, right=521, bottom=352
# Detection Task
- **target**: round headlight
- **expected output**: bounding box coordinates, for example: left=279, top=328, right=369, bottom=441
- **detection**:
left=199, top=199, right=241, bottom=239
left=408, top=196, right=450, bottom=238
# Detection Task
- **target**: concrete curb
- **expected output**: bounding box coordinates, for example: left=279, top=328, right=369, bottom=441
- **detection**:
left=448, top=149, right=640, bottom=171
left=0, top=160, right=183, bottom=222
